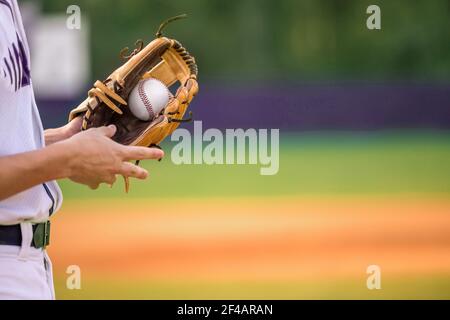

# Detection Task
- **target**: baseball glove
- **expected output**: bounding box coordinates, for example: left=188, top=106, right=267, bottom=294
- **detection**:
left=68, top=15, right=198, bottom=192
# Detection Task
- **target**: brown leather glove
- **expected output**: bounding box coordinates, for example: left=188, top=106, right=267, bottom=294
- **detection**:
left=68, top=15, right=199, bottom=192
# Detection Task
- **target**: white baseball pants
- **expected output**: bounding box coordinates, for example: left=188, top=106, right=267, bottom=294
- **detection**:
left=0, top=222, right=55, bottom=300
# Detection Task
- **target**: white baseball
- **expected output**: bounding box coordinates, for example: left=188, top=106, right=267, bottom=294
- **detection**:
left=128, top=78, right=171, bottom=121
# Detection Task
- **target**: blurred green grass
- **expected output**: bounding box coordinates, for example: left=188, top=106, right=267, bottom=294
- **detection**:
left=55, top=275, right=450, bottom=300
left=59, top=130, right=450, bottom=199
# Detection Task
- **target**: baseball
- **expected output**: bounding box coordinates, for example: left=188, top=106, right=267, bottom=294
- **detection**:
left=128, top=78, right=171, bottom=121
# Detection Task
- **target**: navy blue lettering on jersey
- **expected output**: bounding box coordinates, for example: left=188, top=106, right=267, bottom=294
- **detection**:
left=1, top=0, right=31, bottom=91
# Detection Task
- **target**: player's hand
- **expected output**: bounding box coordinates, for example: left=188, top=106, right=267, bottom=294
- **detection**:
left=63, top=125, right=164, bottom=189
left=44, top=116, right=83, bottom=146
left=63, top=116, right=83, bottom=139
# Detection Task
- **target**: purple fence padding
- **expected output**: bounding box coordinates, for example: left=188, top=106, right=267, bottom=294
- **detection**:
left=37, top=84, right=450, bottom=131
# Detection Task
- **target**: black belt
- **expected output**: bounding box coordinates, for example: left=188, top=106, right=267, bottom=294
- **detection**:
left=0, top=221, right=51, bottom=249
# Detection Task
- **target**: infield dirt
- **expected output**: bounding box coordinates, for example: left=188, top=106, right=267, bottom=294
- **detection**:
left=48, top=196, right=450, bottom=281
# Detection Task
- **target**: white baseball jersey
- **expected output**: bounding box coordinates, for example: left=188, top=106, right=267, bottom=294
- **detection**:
left=0, top=0, right=62, bottom=225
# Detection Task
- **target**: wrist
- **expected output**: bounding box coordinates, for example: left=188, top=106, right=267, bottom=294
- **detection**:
left=46, top=140, right=77, bottom=179
left=65, top=117, right=83, bottom=139
left=60, top=122, right=75, bottom=140
left=44, top=126, right=70, bottom=146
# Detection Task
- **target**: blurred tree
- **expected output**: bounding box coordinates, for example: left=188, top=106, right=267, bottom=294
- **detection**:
left=35, top=0, right=450, bottom=82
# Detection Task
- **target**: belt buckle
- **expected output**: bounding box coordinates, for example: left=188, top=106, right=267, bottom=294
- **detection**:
left=33, top=221, right=51, bottom=249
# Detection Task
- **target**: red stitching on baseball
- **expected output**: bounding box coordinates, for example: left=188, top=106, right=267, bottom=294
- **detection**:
left=138, top=80, right=155, bottom=119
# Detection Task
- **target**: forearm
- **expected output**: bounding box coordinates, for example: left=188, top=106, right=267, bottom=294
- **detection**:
left=0, top=142, right=72, bottom=200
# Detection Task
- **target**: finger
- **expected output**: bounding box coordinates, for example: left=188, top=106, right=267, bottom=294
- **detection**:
left=89, top=183, right=100, bottom=190
left=117, top=161, right=149, bottom=179
left=96, top=124, right=117, bottom=138
left=119, top=146, right=164, bottom=161
left=103, top=174, right=117, bottom=186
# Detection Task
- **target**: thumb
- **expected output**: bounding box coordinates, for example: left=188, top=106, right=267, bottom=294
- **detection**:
left=97, top=124, right=117, bottom=138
